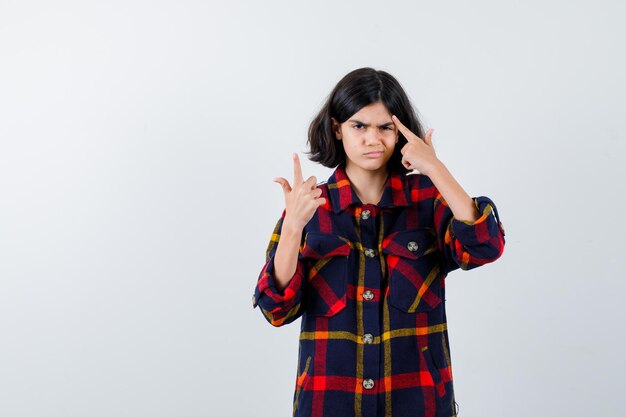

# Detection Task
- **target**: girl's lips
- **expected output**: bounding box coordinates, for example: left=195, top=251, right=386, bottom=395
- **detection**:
left=364, top=151, right=383, bottom=158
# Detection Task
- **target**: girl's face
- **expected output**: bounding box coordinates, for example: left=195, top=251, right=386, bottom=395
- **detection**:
left=331, top=101, right=399, bottom=175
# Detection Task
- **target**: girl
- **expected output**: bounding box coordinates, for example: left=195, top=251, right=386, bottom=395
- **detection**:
left=253, top=67, right=506, bottom=417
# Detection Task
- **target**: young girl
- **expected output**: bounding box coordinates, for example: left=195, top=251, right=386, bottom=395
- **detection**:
left=252, top=67, right=506, bottom=417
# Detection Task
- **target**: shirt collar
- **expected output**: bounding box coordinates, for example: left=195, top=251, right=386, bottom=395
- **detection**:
left=325, top=164, right=411, bottom=213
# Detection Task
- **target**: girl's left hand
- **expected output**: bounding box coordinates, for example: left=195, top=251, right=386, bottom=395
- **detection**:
left=392, top=114, right=440, bottom=175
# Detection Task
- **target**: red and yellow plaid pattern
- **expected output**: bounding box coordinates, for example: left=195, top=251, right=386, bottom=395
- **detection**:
left=253, top=164, right=506, bottom=417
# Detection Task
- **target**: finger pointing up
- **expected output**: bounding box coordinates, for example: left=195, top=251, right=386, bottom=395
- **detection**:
left=293, top=152, right=304, bottom=185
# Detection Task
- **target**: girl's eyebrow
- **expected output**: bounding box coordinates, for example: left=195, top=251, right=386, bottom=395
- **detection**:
left=348, top=119, right=394, bottom=128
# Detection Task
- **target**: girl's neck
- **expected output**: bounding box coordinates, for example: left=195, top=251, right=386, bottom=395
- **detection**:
left=344, top=163, right=389, bottom=205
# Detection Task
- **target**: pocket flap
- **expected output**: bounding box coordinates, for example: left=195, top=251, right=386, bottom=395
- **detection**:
left=301, top=232, right=351, bottom=259
left=382, top=228, right=436, bottom=259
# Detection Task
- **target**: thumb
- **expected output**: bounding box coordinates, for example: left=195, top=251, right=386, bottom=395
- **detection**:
left=425, top=129, right=434, bottom=146
left=273, top=177, right=292, bottom=193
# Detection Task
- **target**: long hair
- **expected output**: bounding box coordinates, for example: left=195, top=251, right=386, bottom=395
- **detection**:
left=305, top=67, right=426, bottom=174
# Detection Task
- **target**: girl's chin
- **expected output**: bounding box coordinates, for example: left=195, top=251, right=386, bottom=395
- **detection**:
left=347, top=160, right=389, bottom=172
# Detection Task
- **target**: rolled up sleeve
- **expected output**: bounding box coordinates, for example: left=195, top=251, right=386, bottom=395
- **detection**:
left=433, top=191, right=506, bottom=274
left=253, top=210, right=307, bottom=327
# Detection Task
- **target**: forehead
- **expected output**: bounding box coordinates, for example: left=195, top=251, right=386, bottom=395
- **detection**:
left=350, top=101, right=392, bottom=121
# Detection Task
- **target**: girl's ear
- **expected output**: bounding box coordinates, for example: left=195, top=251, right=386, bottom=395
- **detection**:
left=330, top=117, right=341, bottom=139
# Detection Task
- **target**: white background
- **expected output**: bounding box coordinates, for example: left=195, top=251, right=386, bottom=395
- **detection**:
left=1, top=1, right=624, bottom=416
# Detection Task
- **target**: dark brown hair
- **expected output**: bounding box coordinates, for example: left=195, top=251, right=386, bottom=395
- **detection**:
left=305, top=67, right=426, bottom=174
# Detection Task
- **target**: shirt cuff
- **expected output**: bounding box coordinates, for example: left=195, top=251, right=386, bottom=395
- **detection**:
left=450, top=196, right=505, bottom=247
left=253, top=253, right=304, bottom=311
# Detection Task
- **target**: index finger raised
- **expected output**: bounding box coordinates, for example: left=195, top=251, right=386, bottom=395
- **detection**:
left=293, top=152, right=304, bottom=185
left=391, top=115, right=421, bottom=141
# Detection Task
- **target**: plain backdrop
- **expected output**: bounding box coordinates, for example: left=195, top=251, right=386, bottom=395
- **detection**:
left=1, top=0, right=625, bottom=416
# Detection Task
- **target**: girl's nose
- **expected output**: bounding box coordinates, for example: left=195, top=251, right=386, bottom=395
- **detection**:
left=365, top=130, right=383, bottom=144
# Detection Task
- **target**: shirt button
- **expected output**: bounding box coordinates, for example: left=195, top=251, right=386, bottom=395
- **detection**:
left=364, top=248, right=377, bottom=258
left=407, top=241, right=419, bottom=252
left=363, top=378, right=375, bottom=389
left=252, top=294, right=257, bottom=308
left=362, top=290, right=374, bottom=301
left=362, top=333, right=373, bottom=344
left=361, top=209, right=371, bottom=220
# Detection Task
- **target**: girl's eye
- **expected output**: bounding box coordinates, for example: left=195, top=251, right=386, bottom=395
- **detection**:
left=353, top=124, right=393, bottom=130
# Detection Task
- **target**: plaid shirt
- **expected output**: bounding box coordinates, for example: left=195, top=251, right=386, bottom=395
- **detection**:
left=253, top=164, right=506, bottom=417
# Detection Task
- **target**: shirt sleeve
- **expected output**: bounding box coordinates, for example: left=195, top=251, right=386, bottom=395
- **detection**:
left=432, top=188, right=506, bottom=275
left=252, top=209, right=307, bottom=327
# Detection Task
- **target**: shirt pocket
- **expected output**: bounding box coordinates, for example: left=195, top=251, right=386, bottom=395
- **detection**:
left=300, top=231, right=352, bottom=317
left=421, top=346, right=446, bottom=399
left=293, top=354, right=312, bottom=415
left=381, top=227, right=443, bottom=313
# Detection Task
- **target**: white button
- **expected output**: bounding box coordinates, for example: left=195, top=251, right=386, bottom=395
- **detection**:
left=361, top=209, right=371, bottom=220
left=252, top=294, right=257, bottom=308
left=364, top=248, right=376, bottom=258
left=407, top=241, right=419, bottom=252
left=362, top=290, right=374, bottom=301
left=362, top=333, right=373, bottom=344
left=363, top=378, right=374, bottom=389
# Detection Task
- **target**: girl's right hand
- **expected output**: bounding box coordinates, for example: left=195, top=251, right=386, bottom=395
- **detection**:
left=273, top=153, right=326, bottom=231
